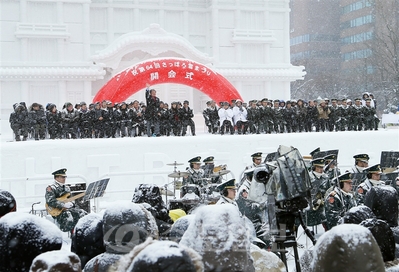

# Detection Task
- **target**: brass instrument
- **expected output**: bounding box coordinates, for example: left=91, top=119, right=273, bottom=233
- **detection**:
left=312, top=192, right=324, bottom=211
left=213, top=164, right=227, bottom=173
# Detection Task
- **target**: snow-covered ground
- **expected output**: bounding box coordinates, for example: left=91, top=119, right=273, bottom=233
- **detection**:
left=1, top=119, right=398, bottom=270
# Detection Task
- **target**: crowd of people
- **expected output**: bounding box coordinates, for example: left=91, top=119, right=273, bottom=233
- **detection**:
left=203, top=92, right=379, bottom=135
left=9, top=91, right=380, bottom=141
left=1, top=147, right=399, bottom=271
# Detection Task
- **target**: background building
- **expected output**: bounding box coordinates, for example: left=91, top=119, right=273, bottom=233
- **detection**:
left=290, top=0, right=399, bottom=111
left=1, top=0, right=305, bottom=119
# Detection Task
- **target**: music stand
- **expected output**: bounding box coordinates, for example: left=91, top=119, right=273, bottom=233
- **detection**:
left=83, top=178, right=110, bottom=202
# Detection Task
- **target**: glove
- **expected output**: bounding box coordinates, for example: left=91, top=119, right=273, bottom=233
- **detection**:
left=251, top=202, right=260, bottom=209
left=63, top=202, right=73, bottom=209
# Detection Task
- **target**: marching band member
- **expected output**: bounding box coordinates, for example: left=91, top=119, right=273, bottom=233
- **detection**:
left=216, top=179, right=238, bottom=206
left=183, top=156, right=205, bottom=186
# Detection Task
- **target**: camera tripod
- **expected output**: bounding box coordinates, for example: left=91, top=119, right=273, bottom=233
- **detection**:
left=271, top=208, right=316, bottom=272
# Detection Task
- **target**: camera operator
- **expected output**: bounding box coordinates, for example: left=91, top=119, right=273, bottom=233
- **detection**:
left=324, top=172, right=356, bottom=230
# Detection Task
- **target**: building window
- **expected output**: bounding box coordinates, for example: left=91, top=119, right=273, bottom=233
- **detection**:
left=290, top=34, right=339, bottom=46
left=341, top=15, right=374, bottom=29
left=341, top=0, right=373, bottom=15
left=342, top=49, right=372, bottom=61
left=341, top=31, right=373, bottom=44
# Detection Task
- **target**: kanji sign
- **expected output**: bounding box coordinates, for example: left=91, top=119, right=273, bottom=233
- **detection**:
left=93, top=58, right=243, bottom=103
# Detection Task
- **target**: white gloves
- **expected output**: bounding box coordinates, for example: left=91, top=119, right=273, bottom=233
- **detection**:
left=63, top=202, right=73, bottom=209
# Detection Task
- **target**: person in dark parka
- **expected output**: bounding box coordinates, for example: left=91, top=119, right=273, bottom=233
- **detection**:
left=71, top=213, right=105, bottom=269
left=0, top=189, right=16, bottom=218
left=364, top=185, right=398, bottom=227
left=0, top=213, right=62, bottom=272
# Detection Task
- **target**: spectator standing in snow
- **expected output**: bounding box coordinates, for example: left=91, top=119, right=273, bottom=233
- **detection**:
left=180, top=204, right=255, bottom=272
left=9, top=102, right=29, bottom=141
left=83, top=202, right=158, bottom=272
left=0, top=189, right=17, bottom=218
left=181, top=100, right=196, bottom=136
left=71, top=213, right=105, bottom=269
left=30, top=250, right=82, bottom=272
left=0, top=213, right=63, bottom=272
left=28, top=102, right=47, bottom=140
left=112, top=238, right=203, bottom=272
left=45, top=168, right=87, bottom=233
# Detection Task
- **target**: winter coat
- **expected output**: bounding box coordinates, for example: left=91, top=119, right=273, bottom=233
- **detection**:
left=169, top=214, right=196, bottom=243
left=360, top=218, right=396, bottom=262
left=29, top=250, right=82, bottom=272
left=29, top=105, right=47, bottom=126
left=233, top=105, right=248, bottom=125
left=324, top=187, right=356, bottom=230
left=62, top=107, right=80, bottom=123
left=181, top=106, right=194, bottom=122
left=180, top=204, right=255, bottom=272
left=364, top=185, right=398, bottom=227
left=71, top=213, right=105, bottom=269
left=145, top=88, right=161, bottom=121
left=0, top=189, right=16, bottom=218
left=312, top=224, right=385, bottom=272
left=306, top=171, right=329, bottom=226
left=46, top=108, right=62, bottom=127
left=250, top=244, right=285, bottom=272
left=218, top=107, right=234, bottom=126
left=9, top=104, right=29, bottom=128
left=341, top=205, right=376, bottom=224
left=111, top=237, right=204, bottom=272
left=317, top=105, right=330, bottom=119
left=83, top=202, right=159, bottom=272
left=0, top=213, right=62, bottom=272
left=45, top=180, right=87, bottom=232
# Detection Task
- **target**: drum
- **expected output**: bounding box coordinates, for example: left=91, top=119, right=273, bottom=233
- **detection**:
left=180, top=184, right=201, bottom=199
left=204, top=184, right=220, bottom=203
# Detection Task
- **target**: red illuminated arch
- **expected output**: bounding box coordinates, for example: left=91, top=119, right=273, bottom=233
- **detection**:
left=93, top=58, right=243, bottom=103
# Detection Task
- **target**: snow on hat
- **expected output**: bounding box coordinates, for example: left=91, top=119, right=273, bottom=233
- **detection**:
left=0, top=213, right=62, bottom=272
left=71, top=213, right=105, bottom=268
left=312, top=224, right=385, bottom=271
left=114, top=238, right=203, bottom=272
left=30, top=250, right=81, bottom=272
left=0, top=190, right=16, bottom=218
left=102, top=201, right=159, bottom=254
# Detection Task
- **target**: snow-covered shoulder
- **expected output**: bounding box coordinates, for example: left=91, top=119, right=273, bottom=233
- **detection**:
left=0, top=212, right=62, bottom=243
left=315, top=224, right=372, bottom=249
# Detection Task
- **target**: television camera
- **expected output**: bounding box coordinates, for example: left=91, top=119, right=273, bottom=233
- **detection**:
left=248, top=145, right=316, bottom=272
